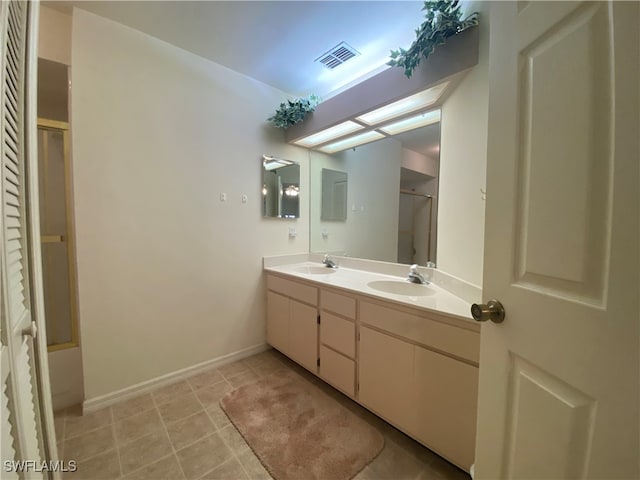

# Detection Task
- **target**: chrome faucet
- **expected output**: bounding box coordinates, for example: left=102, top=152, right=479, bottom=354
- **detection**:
left=407, top=264, right=428, bottom=284
left=323, top=254, right=338, bottom=269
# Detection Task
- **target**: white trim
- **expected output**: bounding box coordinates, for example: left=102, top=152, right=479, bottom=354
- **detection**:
left=82, top=343, right=269, bottom=414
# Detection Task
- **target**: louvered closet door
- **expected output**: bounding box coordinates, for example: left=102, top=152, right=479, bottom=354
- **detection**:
left=0, top=1, right=47, bottom=477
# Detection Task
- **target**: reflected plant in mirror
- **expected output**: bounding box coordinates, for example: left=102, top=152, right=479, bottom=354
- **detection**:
left=262, top=155, right=300, bottom=219
left=310, top=121, right=440, bottom=265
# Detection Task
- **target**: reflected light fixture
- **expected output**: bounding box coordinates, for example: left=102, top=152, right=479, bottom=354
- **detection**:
left=355, top=82, right=448, bottom=125
left=379, top=109, right=441, bottom=135
left=284, top=185, right=300, bottom=197
left=293, top=121, right=364, bottom=148
left=263, top=154, right=295, bottom=171
left=319, top=131, right=385, bottom=154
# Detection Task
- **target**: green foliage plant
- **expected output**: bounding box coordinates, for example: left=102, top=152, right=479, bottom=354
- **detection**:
left=388, top=0, right=479, bottom=78
left=267, top=94, right=320, bottom=128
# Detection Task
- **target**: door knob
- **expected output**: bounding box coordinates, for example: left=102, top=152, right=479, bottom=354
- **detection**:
left=471, top=300, right=505, bottom=323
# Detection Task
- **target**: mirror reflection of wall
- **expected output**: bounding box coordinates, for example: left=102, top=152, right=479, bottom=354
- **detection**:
left=321, top=168, right=348, bottom=221
left=310, top=122, right=440, bottom=265
left=262, top=155, right=300, bottom=219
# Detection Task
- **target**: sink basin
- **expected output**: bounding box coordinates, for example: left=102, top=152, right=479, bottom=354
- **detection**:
left=294, top=266, right=337, bottom=275
left=367, top=280, right=435, bottom=297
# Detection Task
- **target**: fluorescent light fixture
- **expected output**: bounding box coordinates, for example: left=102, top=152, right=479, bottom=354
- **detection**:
left=355, top=82, right=448, bottom=125
left=379, top=109, right=441, bottom=135
left=294, top=121, right=364, bottom=147
left=263, top=155, right=295, bottom=171
left=319, top=131, right=385, bottom=154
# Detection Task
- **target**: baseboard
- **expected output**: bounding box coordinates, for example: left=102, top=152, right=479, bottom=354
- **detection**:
left=83, top=343, right=269, bottom=414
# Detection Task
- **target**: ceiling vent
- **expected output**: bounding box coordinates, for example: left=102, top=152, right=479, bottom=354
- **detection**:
left=315, top=42, right=360, bottom=70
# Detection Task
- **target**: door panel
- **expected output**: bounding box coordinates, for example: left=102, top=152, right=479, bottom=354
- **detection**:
left=358, top=326, right=413, bottom=431
left=288, top=300, right=317, bottom=372
left=477, top=2, right=639, bottom=478
left=266, top=291, right=288, bottom=353
left=413, top=346, right=478, bottom=471
left=513, top=3, right=611, bottom=304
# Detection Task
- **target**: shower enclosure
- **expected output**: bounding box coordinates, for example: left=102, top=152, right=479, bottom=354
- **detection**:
left=37, top=119, right=78, bottom=350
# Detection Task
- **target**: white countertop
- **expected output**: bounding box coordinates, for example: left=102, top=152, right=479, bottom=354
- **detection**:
left=264, top=260, right=475, bottom=323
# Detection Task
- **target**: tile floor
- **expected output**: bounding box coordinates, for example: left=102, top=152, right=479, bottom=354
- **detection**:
left=55, top=349, right=470, bottom=480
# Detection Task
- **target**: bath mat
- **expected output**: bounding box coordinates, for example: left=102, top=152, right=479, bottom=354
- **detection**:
left=220, top=371, right=384, bottom=480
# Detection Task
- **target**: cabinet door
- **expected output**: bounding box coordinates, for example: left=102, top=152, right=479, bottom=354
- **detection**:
left=414, top=346, right=479, bottom=471
left=359, top=326, right=414, bottom=431
left=288, top=299, right=318, bottom=373
left=266, top=291, right=289, bottom=353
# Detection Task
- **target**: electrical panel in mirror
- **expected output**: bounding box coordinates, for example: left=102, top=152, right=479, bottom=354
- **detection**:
left=262, top=155, right=300, bottom=219
left=321, top=168, right=348, bottom=221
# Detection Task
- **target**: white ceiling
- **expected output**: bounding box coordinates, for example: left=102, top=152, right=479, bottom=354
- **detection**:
left=45, top=0, right=440, bottom=154
left=46, top=1, right=424, bottom=98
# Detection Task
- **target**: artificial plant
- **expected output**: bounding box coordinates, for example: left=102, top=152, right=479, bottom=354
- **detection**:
left=388, top=0, right=479, bottom=78
left=267, top=94, right=320, bottom=128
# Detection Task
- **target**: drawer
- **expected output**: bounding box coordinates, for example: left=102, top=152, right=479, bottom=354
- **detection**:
left=360, top=301, right=480, bottom=363
left=320, top=312, right=355, bottom=358
left=267, top=275, right=317, bottom=306
left=319, top=345, right=355, bottom=397
left=320, top=290, right=356, bottom=319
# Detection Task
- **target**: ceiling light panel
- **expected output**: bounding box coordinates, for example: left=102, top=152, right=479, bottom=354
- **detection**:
left=318, top=131, right=385, bottom=154
left=294, top=121, right=364, bottom=148
left=355, top=82, right=448, bottom=125
left=379, top=109, right=441, bottom=135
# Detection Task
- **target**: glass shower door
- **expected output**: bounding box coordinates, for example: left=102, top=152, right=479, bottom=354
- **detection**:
left=37, top=119, right=77, bottom=349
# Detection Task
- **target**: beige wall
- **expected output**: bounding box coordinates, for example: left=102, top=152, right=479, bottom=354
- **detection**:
left=438, top=1, right=490, bottom=287
left=71, top=9, right=309, bottom=399
left=39, top=6, right=72, bottom=65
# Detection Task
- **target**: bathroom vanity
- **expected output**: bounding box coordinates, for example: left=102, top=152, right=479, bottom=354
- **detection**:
left=263, top=257, right=480, bottom=472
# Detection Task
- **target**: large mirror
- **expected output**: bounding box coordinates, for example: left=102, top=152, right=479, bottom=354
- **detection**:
left=310, top=122, right=440, bottom=264
left=321, top=169, right=348, bottom=221
left=262, top=155, right=300, bottom=219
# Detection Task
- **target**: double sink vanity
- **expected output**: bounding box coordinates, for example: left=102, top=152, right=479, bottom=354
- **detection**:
left=263, top=254, right=481, bottom=473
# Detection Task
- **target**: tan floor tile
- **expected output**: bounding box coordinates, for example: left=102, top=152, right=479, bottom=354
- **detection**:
left=123, top=454, right=185, bottom=480
left=187, top=369, right=224, bottom=391
left=65, top=448, right=121, bottom=479
left=420, top=457, right=468, bottom=480
left=243, top=351, right=280, bottom=368
left=227, top=370, right=259, bottom=388
left=249, top=363, right=286, bottom=378
left=64, top=425, right=116, bottom=463
left=115, top=408, right=164, bottom=445
left=152, top=381, right=194, bottom=406
left=65, top=408, right=113, bottom=439
left=112, top=394, right=155, bottom=421
left=366, top=443, right=425, bottom=480
left=217, top=361, right=249, bottom=379
left=236, top=449, right=271, bottom=480
left=201, top=457, right=248, bottom=480
left=352, top=465, right=376, bottom=480
left=166, top=411, right=216, bottom=451
left=218, top=424, right=249, bottom=454
left=157, top=392, right=203, bottom=424
left=118, top=429, right=173, bottom=474
left=194, top=381, right=232, bottom=409
left=176, top=433, right=232, bottom=480
left=206, top=404, right=231, bottom=430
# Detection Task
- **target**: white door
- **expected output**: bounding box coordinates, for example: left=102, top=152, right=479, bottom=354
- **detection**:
left=0, top=1, right=58, bottom=478
left=475, top=2, right=638, bottom=479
